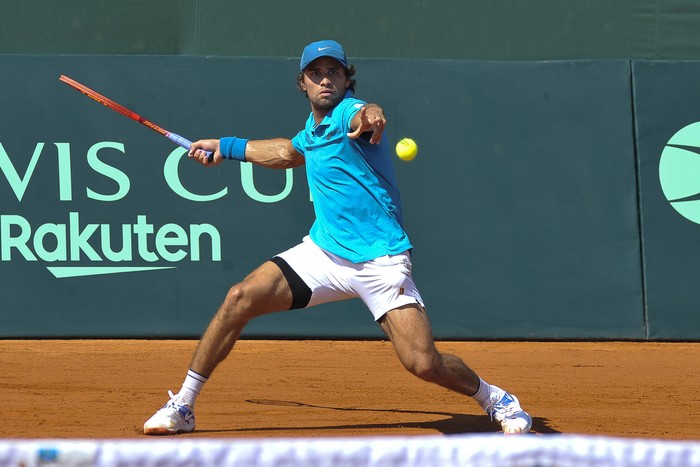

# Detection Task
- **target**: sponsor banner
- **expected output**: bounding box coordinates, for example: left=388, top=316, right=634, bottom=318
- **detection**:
left=633, top=61, right=700, bottom=339
left=0, top=55, right=381, bottom=337
left=1, top=56, right=643, bottom=338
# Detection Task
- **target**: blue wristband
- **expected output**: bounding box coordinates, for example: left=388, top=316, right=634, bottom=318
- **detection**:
left=220, top=137, right=249, bottom=161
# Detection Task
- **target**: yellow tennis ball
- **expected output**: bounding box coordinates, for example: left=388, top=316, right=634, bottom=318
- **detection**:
left=396, top=138, right=418, bottom=161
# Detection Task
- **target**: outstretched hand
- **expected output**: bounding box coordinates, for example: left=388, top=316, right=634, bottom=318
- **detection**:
left=347, top=105, right=386, bottom=144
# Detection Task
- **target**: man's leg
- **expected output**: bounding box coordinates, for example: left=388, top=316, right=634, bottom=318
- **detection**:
left=144, top=260, right=294, bottom=435
left=189, top=260, right=295, bottom=377
left=378, top=304, right=532, bottom=434
left=378, top=304, right=481, bottom=395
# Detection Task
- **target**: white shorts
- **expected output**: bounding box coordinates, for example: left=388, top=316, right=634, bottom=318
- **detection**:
left=274, top=236, right=425, bottom=320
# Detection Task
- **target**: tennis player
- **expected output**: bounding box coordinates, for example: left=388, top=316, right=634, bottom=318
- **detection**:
left=144, top=40, right=532, bottom=435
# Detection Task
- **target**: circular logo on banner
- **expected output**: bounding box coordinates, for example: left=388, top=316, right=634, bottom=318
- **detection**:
left=659, top=122, right=700, bottom=224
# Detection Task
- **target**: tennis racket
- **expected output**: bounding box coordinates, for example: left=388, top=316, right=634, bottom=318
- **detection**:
left=59, top=75, right=212, bottom=161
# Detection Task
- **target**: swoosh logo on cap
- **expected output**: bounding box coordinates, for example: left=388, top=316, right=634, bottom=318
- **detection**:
left=318, top=46, right=331, bottom=51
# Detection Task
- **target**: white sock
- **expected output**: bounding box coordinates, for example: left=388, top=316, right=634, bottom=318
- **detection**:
left=471, top=378, right=492, bottom=408
left=176, top=369, right=208, bottom=408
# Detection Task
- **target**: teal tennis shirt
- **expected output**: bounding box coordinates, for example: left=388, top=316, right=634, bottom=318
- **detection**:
left=291, top=93, right=412, bottom=263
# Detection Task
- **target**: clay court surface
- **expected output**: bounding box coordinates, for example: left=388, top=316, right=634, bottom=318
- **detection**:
left=2, top=340, right=698, bottom=440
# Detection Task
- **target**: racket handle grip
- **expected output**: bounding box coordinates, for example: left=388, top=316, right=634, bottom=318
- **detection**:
left=167, top=132, right=213, bottom=162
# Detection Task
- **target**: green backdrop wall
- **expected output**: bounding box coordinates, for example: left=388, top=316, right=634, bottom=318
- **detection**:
left=2, top=0, right=700, bottom=60
left=2, top=1, right=700, bottom=340
left=1, top=56, right=698, bottom=340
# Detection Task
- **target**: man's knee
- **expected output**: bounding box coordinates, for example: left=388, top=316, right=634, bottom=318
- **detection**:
left=402, top=351, right=442, bottom=382
left=220, top=282, right=255, bottom=322
left=219, top=262, right=296, bottom=322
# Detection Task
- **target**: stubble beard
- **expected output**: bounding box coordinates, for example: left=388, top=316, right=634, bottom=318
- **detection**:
left=311, top=90, right=343, bottom=112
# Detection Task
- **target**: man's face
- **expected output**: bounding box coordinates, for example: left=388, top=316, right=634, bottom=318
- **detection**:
left=301, top=57, right=350, bottom=112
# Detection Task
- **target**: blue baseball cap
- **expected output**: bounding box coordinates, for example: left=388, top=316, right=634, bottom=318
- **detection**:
left=300, top=40, right=348, bottom=71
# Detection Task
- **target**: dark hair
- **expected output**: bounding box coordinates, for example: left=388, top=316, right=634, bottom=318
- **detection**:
left=296, top=64, right=356, bottom=97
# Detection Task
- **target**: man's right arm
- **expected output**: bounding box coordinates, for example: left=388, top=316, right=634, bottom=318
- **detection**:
left=188, top=138, right=305, bottom=168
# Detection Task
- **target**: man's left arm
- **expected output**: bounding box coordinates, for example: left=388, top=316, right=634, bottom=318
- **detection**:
left=347, top=104, right=386, bottom=144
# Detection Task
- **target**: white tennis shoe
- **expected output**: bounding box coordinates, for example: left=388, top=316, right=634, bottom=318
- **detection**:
left=143, top=391, right=195, bottom=435
left=482, top=386, right=532, bottom=434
